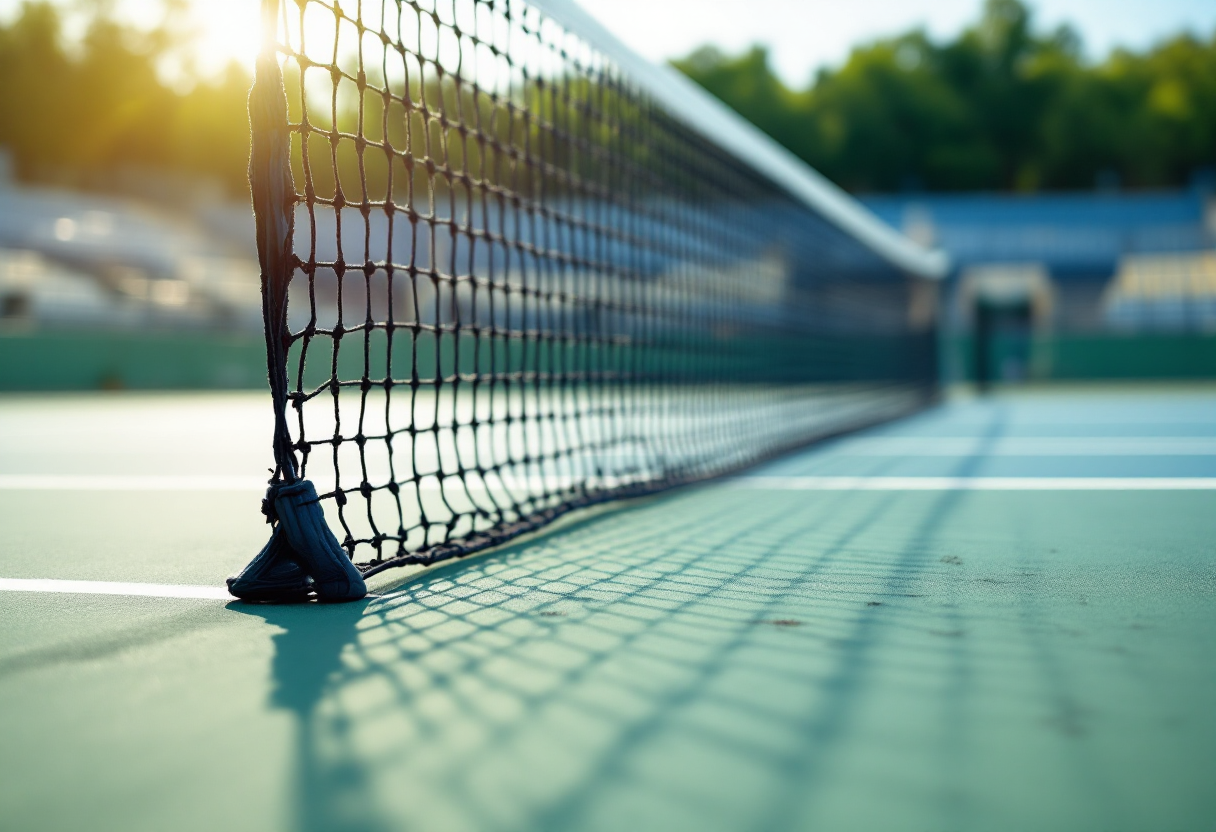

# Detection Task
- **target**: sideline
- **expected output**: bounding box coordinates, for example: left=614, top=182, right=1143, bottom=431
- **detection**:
left=0, top=475, right=266, bottom=491
left=735, top=477, right=1216, bottom=490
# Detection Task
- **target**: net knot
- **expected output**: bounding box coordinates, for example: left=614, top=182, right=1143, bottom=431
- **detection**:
left=261, top=481, right=287, bottom=525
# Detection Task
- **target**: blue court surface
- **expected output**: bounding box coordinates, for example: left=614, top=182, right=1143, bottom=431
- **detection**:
left=0, top=386, right=1213, bottom=831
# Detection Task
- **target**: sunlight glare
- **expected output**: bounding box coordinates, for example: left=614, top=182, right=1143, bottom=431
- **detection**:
left=186, top=0, right=262, bottom=75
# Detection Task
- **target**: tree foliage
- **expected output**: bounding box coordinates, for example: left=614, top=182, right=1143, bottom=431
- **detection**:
left=0, top=0, right=1212, bottom=197
left=0, top=1, right=251, bottom=195
left=672, top=0, right=1216, bottom=192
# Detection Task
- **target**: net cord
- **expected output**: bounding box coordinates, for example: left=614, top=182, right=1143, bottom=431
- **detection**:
left=527, top=0, right=949, bottom=279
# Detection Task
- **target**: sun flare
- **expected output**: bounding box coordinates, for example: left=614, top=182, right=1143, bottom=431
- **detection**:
left=181, top=0, right=262, bottom=76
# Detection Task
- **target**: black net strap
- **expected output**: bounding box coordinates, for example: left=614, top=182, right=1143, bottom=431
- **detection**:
left=249, top=3, right=300, bottom=486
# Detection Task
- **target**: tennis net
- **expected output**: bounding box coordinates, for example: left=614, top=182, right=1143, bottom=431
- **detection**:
left=239, top=0, right=945, bottom=592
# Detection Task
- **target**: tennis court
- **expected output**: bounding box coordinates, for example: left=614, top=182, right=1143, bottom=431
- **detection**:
left=1, top=385, right=1213, bottom=831
left=2, top=0, right=1214, bottom=828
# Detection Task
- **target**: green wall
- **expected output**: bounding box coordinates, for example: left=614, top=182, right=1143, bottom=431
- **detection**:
left=0, top=331, right=268, bottom=391
left=3, top=330, right=1213, bottom=392
left=948, top=333, right=1216, bottom=383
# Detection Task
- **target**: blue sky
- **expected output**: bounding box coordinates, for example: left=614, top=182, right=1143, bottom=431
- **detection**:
left=577, top=0, right=1216, bottom=84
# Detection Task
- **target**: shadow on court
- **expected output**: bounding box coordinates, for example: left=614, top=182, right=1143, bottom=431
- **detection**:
left=222, top=407, right=1202, bottom=832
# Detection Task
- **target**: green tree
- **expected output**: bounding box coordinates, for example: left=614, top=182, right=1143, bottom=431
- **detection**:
left=0, top=1, right=251, bottom=195
left=673, top=0, right=1216, bottom=192
left=0, top=0, right=1212, bottom=196
left=671, top=46, right=812, bottom=161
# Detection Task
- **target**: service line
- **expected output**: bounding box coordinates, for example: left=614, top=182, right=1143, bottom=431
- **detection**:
left=0, top=578, right=234, bottom=600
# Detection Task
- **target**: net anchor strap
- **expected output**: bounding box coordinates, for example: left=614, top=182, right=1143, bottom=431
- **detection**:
left=229, top=482, right=367, bottom=603
left=249, top=0, right=297, bottom=485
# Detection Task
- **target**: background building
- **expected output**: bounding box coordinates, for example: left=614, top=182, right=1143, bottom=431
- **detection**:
left=864, top=186, right=1216, bottom=384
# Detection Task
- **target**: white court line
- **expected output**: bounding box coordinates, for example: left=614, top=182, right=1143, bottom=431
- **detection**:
left=3, top=478, right=1210, bottom=599
left=827, top=437, right=1216, bottom=456
left=0, top=475, right=267, bottom=491
left=736, top=477, right=1216, bottom=490
left=0, top=474, right=623, bottom=492
left=0, top=578, right=233, bottom=600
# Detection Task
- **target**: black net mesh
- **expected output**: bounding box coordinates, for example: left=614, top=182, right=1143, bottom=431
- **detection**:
left=248, top=0, right=938, bottom=577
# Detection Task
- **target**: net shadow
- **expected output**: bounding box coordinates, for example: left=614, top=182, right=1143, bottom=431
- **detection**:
left=225, top=412, right=1133, bottom=831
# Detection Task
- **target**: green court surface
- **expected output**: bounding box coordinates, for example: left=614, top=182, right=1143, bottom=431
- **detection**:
left=1, top=388, right=1214, bottom=831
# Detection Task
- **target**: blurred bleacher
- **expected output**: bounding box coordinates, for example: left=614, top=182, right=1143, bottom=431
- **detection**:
left=0, top=157, right=267, bottom=390
left=864, top=187, right=1216, bottom=384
